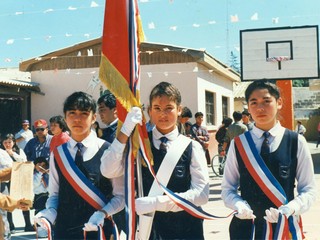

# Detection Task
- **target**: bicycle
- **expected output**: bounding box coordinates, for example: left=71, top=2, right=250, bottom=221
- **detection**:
left=211, top=153, right=226, bottom=176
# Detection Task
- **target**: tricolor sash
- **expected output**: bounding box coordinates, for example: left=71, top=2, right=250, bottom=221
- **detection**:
left=52, top=143, right=118, bottom=240
left=234, top=132, right=303, bottom=239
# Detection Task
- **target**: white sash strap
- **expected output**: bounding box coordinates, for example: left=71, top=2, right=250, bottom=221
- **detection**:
left=137, top=135, right=191, bottom=240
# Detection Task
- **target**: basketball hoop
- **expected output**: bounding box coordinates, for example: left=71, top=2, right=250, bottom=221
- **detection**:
left=266, top=56, right=290, bottom=62
left=266, top=56, right=291, bottom=70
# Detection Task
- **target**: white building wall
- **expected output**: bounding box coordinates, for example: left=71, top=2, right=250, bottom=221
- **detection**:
left=29, top=62, right=235, bottom=132
left=140, top=63, right=235, bottom=131
left=30, top=67, right=102, bottom=124
left=140, top=62, right=199, bottom=120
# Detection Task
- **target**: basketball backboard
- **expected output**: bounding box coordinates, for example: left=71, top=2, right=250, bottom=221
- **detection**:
left=240, top=25, right=319, bottom=81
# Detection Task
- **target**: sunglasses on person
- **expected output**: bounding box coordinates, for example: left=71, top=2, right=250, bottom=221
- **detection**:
left=36, top=128, right=46, bottom=132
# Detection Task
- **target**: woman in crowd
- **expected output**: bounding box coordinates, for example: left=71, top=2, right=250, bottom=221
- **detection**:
left=1, top=134, right=29, bottom=234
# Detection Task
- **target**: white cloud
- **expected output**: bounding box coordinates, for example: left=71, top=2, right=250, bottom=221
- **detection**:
left=148, top=22, right=155, bottom=29
left=251, top=13, right=258, bottom=21
left=90, top=1, right=99, bottom=7
left=6, top=39, right=14, bottom=45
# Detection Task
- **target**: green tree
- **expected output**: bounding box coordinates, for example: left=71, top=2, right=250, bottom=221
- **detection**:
left=229, top=51, right=240, bottom=73
left=292, top=79, right=309, bottom=87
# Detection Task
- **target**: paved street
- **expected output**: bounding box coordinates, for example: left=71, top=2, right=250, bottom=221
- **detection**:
left=11, top=142, right=320, bottom=240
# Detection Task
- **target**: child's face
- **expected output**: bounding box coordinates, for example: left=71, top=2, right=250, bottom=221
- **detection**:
left=195, top=116, right=203, bottom=125
left=242, top=114, right=249, bottom=124
left=247, top=88, right=282, bottom=131
left=98, top=102, right=117, bottom=125
left=65, top=109, right=96, bottom=141
left=50, top=122, right=62, bottom=136
left=2, top=139, right=14, bottom=150
left=149, top=96, right=181, bottom=135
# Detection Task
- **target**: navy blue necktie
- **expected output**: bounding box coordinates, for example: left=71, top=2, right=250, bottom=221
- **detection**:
left=260, top=132, right=270, bottom=161
left=159, top=137, right=168, bottom=154
left=75, top=142, right=85, bottom=172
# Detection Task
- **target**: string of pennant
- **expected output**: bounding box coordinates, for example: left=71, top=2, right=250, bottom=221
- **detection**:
left=36, top=65, right=216, bottom=76
left=2, top=0, right=319, bottom=64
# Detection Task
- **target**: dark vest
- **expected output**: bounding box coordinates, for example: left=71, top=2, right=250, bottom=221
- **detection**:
left=101, top=121, right=117, bottom=143
left=230, top=129, right=298, bottom=240
left=141, top=133, right=204, bottom=240
left=54, top=141, right=113, bottom=239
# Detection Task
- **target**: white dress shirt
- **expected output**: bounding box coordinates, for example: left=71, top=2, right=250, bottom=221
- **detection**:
left=15, top=128, right=34, bottom=150
left=46, top=131, right=124, bottom=216
left=101, top=127, right=209, bottom=212
left=0, top=149, right=13, bottom=169
left=11, top=148, right=27, bottom=162
left=221, top=122, right=317, bottom=215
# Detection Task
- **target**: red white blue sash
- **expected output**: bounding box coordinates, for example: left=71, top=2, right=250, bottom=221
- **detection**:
left=235, top=132, right=303, bottom=239
left=53, top=143, right=119, bottom=240
left=35, top=218, right=52, bottom=240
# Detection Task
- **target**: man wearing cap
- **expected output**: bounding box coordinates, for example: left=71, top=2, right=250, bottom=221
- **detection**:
left=23, top=119, right=53, bottom=232
left=14, top=120, right=34, bottom=150
left=24, top=119, right=52, bottom=162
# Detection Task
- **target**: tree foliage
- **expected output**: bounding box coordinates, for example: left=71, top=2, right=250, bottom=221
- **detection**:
left=292, top=79, right=309, bottom=87
left=229, top=51, right=240, bottom=73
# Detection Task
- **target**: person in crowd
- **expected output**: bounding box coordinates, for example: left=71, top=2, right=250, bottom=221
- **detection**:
left=97, top=90, right=118, bottom=143
left=184, top=121, right=193, bottom=138
left=145, top=106, right=155, bottom=133
left=92, top=121, right=103, bottom=138
left=14, top=120, right=34, bottom=150
left=24, top=119, right=52, bottom=162
left=34, top=91, right=124, bottom=239
left=0, top=168, right=29, bottom=239
left=177, top=106, right=192, bottom=135
left=317, top=121, right=320, bottom=148
left=0, top=147, right=13, bottom=238
left=23, top=119, right=52, bottom=232
left=241, top=110, right=254, bottom=131
left=33, top=157, right=49, bottom=215
left=191, top=112, right=211, bottom=165
left=1, top=134, right=27, bottom=234
left=215, top=117, right=233, bottom=153
left=49, top=115, right=70, bottom=152
left=1, top=134, right=27, bottom=163
left=295, top=120, right=306, bottom=136
left=221, top=111, right=248, bottom=155
left=33, top=156, right=49, bottom=238
left=100, top=81, right=209, bottom=239
left=98, top=90, right=127, bottom=234
left=221, top=80, right=317, bottom=239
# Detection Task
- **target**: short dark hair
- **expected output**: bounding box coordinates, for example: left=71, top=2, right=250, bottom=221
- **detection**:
left=63, top=92, right=97, bottom=114
left=232, top=111, right=242, bottom=121
left=149, top=82, right=181, bottom=107
left=34, top=156, right=49, bottom=168
left=194, top=112, right=203, bottom=118
left=49, top=115, right=68, bottom=132
left=222, top=117, right=233, bottom=127
left=97, top=90, right=116, bottom=109
left=242, top=110, right=250, bottom=116
left=245, top=80, right=280, bottom=103
left=181, top=107, right=192, bottom=118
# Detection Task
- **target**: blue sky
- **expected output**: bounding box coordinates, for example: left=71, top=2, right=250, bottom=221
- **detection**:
left=0, top=0, right=319, bottom=68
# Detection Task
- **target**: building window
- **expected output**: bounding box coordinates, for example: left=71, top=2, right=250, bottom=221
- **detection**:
left=205, top=91, right=215, bottom=125
left=222, top=96, right=229, bottom=119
